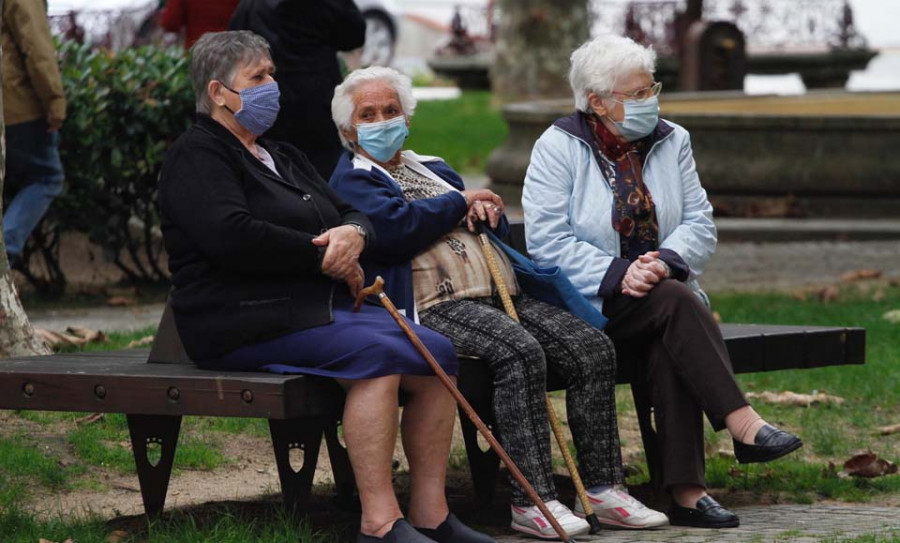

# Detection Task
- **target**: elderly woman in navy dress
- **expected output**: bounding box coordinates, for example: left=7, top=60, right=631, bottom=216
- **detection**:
left=158, top=31, right=491, bottom=543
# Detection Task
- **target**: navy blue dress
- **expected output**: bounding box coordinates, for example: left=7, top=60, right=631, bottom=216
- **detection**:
left=198, top=290, right=459, bottom=379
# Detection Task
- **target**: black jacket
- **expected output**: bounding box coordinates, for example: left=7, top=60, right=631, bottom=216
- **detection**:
left=229, top=0, right=366, bottom=178
left=158, top=114, right=372, bottom=361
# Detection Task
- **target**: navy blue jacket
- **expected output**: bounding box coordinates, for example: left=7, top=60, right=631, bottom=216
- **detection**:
left=330, top=150, right=509, bottom=317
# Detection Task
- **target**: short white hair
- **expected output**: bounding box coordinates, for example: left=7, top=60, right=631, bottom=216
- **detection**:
left=332, top=66, right=417, bottom=150
left=568, top=34, right=657, bottom=112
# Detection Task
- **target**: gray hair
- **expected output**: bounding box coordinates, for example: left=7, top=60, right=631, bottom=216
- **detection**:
left=568, top=34, right=657, bottom=112
left=331, top=66, right=417, bottom=150
left=190, top=31, right=272, bottom=114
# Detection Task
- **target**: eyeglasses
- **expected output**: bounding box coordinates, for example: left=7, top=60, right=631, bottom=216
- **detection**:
left=607, top=81, right=663, bottom=103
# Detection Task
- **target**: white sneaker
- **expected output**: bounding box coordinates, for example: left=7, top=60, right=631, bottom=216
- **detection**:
left=511, top=499, right=591, bottom=539
left=573, top=486, right=669, bottom=529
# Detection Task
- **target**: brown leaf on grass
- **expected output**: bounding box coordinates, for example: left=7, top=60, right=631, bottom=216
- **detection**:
left=816, top=286, right=840, bottom=302
left=66, top=326, right=107, bottom=343
left=876, top=423, right=900, bottom=436
left=840, top=269, right=882, bottom=282
left=106, top=530, right=130, bottom=543
left=75, top=413, right=105, bottom=425
left=839, top=450, right=898, bottom=478
left=745, top=390, right=845, bottom=407
left=106, top=295, right=136, bottom=307
left=126, top=335, right=155, bottom=349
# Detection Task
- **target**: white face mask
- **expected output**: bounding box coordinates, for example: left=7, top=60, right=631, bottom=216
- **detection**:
left=611, top=96, right=660, bottom=141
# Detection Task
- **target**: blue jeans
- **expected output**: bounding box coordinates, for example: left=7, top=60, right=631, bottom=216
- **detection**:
left=3, top=119, right=64, bottom=257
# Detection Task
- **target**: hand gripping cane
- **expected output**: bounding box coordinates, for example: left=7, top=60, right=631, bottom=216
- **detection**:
left=354, top=277, right=577, bottom=543
left=476, top=226, right=605, bottom=534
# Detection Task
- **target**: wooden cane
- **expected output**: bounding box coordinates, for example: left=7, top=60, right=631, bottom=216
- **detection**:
left=476, top=228, right=605, bottom=534
left=354, top=277, right=576, bottom=543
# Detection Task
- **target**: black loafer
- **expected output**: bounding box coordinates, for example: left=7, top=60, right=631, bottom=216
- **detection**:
left=668, top=496, right=740, bottom=529
left=733, top=424, right=803, bottom=464
left=358, top=519, right=437, bottom=543
left=415, top=513, right=495, bottom=543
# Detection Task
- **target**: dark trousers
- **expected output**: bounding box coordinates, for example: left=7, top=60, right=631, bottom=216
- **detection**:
left=602, top=280, right=748, bottom=490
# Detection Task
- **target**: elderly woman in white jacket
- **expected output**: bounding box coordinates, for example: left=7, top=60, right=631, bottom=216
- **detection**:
left=523, top=34, right=802, bottom=529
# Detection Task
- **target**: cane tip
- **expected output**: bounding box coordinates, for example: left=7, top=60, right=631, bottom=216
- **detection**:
left=586, top=513, right=603, bottom=534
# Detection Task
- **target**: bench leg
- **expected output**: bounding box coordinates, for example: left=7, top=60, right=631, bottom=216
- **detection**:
left=630, top=381, right=662, bottom=489
left=459, top=405, right=501, bottom=504
left=269, top=418, right=325, bottom=512
left=323, top=420, right=356, bottom=507
left=127, top=414, right=182, bottom=517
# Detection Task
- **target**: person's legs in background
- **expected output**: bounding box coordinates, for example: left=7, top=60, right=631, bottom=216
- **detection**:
left=3, top=119, right=65, bottom=267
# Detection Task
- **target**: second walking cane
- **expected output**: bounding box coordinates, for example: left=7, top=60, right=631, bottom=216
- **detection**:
left=476, top=226, right=605, bottom=534
left=354, top=277, right=577, bottom=543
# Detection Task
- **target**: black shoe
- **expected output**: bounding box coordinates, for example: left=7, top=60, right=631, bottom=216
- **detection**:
left=733, top=424, right=803, bottom=464
left=415, top=513, right=495, bottom=543
left=668, top=496, right=740, bottom=529
left=358, top=520, right=437, bottom=543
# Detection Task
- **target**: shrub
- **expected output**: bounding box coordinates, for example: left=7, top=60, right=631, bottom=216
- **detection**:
left=21, top=40, right=193, bottom=292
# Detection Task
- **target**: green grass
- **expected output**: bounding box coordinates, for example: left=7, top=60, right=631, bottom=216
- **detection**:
left=0, top=505, right=344, bottom=543
left=405, top=91, right=507, bottom=173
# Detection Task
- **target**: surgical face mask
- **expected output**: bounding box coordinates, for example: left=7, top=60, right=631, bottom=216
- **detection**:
left=355, top=115, right=408, bottom=163
left=611, top=96, right=660, bottom=142
left=221, top=81, right=281, bottom=136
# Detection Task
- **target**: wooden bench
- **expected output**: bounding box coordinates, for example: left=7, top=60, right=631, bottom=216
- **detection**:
left=0, top=222, right=866, bottom=514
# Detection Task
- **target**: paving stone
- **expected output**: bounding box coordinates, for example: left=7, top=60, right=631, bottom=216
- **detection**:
left=495, top=505, right=900, bottom=543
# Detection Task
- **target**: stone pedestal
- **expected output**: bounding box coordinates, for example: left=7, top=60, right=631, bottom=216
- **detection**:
left=485, top=91, right=900, bottom=218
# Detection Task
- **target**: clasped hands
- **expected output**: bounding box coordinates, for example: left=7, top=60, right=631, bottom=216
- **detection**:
left=462, top=188, right=504, bottom=232
left=313, top=224, right=366, bottom=297
left=622, top=251, right=670, bottom=298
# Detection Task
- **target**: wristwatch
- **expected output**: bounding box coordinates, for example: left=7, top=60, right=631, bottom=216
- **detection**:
left=349, top=223, right=368, bottom=241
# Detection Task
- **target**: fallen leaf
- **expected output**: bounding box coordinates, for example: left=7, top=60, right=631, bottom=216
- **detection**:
left=840, top=269, right=882, bottom=282
left=816, top=286, right=840, bottom=302
left=126, top=335, right=155, bottom=349
left=66, top=326, right=107, bottom=343
left=876, top=423, right=900, bottom=436
left=883, top=309, right=900, bottom=324
left=75, top=413, right=105, bottom=425
left=106, top=530, right=130, bottom=543
left=106, top=296, right=136, bottom=307
left=745, top=390, right=845, bottom=407
left=840, top=450, right=898, bottom=478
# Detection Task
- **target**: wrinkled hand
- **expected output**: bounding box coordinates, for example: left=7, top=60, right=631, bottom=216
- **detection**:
left=621, top=251, right=668, bottom=297
left=46, top=115, right=63, bottom=133
left=312, top=225, right=365, bottom=295
left=462, top=189, right=504, bottom=233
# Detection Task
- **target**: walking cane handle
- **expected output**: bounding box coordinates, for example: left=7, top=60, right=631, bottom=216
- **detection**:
left=353, top=276, right=385, bottom=313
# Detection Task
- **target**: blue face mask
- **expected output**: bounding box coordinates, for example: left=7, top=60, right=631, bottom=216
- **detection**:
left=612, top=96, right=660, bottom=141
left=355, top=116, right=409, bottom=163
left=222, top=81, right=281, bottom=136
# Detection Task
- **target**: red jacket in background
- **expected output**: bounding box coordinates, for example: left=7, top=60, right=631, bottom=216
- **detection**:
left=159, top=0, right=240, bottom=48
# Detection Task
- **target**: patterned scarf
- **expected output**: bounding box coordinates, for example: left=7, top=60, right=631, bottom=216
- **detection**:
left=588, top=115, right=659, bottom=262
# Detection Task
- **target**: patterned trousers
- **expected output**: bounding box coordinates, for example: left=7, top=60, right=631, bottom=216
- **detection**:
left=419, top=293, right=624, bottom=506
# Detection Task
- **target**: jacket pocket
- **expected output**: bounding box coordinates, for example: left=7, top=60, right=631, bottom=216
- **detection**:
left=238, top=297, right=293, bottom=344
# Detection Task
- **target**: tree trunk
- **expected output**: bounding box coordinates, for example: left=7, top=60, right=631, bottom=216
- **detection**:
left=492, top=0, right=591, bottom=102
left=0, top=8, right=52, bottom=358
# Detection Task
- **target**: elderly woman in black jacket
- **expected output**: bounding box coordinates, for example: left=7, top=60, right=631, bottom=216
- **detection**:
left=158, top=31, right=492, bottom=543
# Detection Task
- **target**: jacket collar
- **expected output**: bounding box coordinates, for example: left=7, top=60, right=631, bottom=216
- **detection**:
left=553, top=110, right=674, bottom=161
left=195, top=113, right=303, bottom=192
